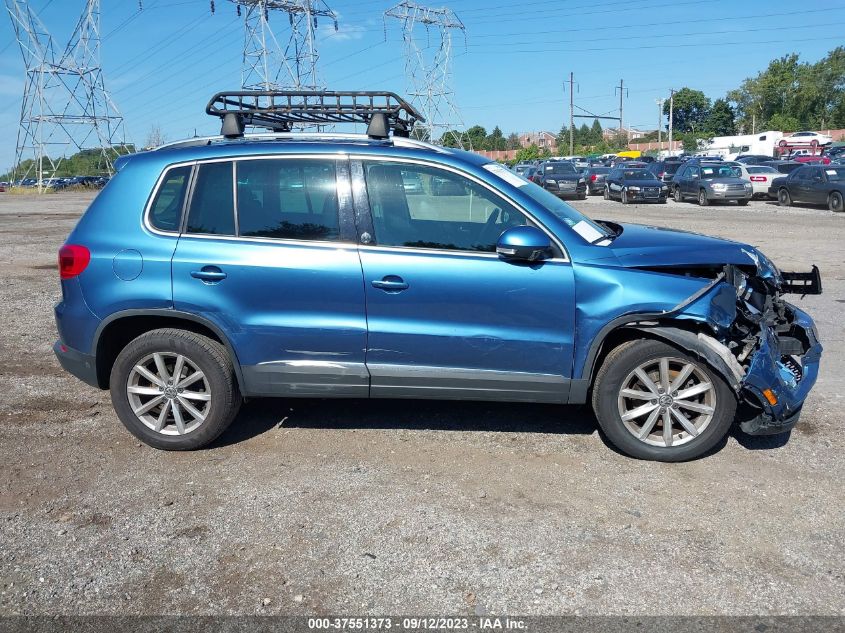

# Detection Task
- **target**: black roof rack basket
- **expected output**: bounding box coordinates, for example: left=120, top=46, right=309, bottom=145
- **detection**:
left=206, top=90, right=425, bottom=140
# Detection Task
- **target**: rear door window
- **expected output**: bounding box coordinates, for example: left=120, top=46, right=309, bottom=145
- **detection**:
left=185, top=161, right=235, bottom=235
left=149, top=165, right=191, bottom=232
left=236, top=158, right=340, bottom=241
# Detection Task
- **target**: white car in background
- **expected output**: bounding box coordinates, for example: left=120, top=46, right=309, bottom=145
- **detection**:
left=735, top=164, right=780, bottom=198
left=779, top=131, right=834, bottom=147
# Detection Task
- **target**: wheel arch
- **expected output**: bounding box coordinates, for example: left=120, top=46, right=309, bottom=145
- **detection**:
left=572, top=320, right=742, bottom=405
left=93, top=310, right=246, bottom=392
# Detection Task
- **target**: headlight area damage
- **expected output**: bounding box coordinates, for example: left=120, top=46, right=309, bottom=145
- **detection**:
left=630, top=259, right=821, bottom=435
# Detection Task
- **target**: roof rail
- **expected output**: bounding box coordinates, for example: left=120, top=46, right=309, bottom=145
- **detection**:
left=206, top=90, right=425, bottom=140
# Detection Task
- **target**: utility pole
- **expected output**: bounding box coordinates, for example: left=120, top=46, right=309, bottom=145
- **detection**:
left=568, top=72, right=574, bottom=156
left=668, top=89, right=675, bottom=154
left=615, top=79, right=627, bottom=143
left=655, top=98, right=664, bottom=148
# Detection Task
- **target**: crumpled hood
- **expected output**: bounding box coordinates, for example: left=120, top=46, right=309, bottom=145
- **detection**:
left=604, top=222, right=759, bottom=268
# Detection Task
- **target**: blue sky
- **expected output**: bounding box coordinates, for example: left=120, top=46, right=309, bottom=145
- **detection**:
left=1, top=0, right=844, bottom=170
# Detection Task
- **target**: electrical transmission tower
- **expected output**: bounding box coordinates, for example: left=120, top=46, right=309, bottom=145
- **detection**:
left=216, top=0, right=337, bottom=91
left=384, top=1, right=467, bottom=148
left=4, top=0, right=127, bottom=188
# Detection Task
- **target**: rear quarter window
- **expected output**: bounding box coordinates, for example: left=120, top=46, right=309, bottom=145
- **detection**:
left=149, top=165, right=191, bottom=232
left=185, top=161, right=236, bottom=235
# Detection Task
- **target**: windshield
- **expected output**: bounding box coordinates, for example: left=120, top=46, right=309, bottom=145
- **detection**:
left=700, top=164, right=740, bottom=178
left=747, top=166, right=778, bottom=174
left=825, top=167, right=845, bottom=181
left=544, top=162, right=577, bottom=174
left=483, top=163, right=611, bottom=244
left=622, top=169, right=652, bottom=180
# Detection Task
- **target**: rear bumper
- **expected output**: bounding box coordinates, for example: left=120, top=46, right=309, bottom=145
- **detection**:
left=53, top=340, right=100, bottom=388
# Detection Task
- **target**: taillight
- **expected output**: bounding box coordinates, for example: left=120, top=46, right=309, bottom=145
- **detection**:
left=750, top=176, right=767, bottom=182
left=657, top=172, right=665, bottom=179
left=58, top=244, right=90, bottom=280
left=590, top=174, right=597, bottom=181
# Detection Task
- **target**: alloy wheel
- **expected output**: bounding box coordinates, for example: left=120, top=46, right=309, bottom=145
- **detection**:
left=126, top=352, right=211, bottom=435
left=616, top=357, right=716, bottom=448
left=830, top=192, right=843, bottom=212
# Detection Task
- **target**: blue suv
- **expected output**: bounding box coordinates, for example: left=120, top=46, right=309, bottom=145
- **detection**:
left=53, top=91, right=823, bottom=461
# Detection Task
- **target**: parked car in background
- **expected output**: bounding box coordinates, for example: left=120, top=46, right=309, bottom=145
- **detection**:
left=823, top=145, right=845, bottom=161
left=536, top=161, right=587, bottom=199
left=523, top=165, right=542, bottom=183
left=646, top=161, right=683, bottom=194
left=762, top=160, right=803, bottom=175
left=734, top=165, right=780, bottom=199
left=604, top=167, right=668, bottom=204
left=779, top=131, right=833, bottom=147
left=513, top=163, right=533, bottom=177
left=789, top=151, right=831, bottom=165
left=582, top=166, right=611, bottom=195
left=772, top=164, right=845, bottom=211
left=673, top=162, right=752, bottom=206
left=735, top=154, right=775, bottom=165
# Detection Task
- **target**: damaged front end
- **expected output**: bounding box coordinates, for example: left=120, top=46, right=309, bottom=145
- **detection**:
left=643, top=257, right=823, bottom=436
left=722, top=260, right=822, bottom=435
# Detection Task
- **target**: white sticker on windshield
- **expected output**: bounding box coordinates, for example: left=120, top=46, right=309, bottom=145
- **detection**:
left=484, top=163, right=529, bottom=188
left=571, top=220, right=604, bottom=243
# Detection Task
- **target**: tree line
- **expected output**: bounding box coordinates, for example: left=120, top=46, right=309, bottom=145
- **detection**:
left=441, top=46, right=845, bottom=154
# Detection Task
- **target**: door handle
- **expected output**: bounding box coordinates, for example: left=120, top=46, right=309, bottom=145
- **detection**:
left=371, top=276, right=408, bottom=292
left=191, top=266, right=227, bottom=282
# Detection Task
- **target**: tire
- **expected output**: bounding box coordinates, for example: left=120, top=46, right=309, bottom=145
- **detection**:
left=829, top=191, right=844, bottom=212
left=737, top=199, right=749, bottom=206
left=578, top=192, right=587, bottom=200
left=110, top=328, right=242, bottom=450
left=778, top=188, right=792, bottom=207
left=621, top=189, right=629, bottom=205
left=603, top=186, right=610, bottom=200
left=674, top=186, right=683, bottom=201
left=592, top=339, right=736, bottom=462
left=698, top=189, right=710, bottom=206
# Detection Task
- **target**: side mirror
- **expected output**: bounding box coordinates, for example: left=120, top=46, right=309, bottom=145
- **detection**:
left=496, top=226, right=552, bottom=262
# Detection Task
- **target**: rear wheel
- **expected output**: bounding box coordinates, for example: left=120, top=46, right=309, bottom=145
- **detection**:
left=778, top=188, right=792, bottom=207
left=592, top=339, right=736, bottom=461
left=110, top=328, right=242, bottom=450
left=698, top=189, right=710, bottom=206
left=829, top=191, right=843, bottom=212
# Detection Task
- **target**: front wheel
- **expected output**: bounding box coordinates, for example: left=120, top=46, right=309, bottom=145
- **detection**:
left=737, top=199, right=749, bottom=206
left=621, top=189, right=629, bottom=204
left=829, top=191, right=843, bottom=212
left=779, top=188, right=792, bottom=207
left=674, top=186, right=683, bottom=201
left=603, top=187, right=610, bottom=200
left=110, top=328, right=242, bottom=450
left=698, top=189, right=710, bottom=206
left=592, top=339, right=736, bottom=461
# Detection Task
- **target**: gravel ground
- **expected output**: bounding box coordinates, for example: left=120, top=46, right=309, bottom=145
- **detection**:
left=0, top=191, right=843, bottom=616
